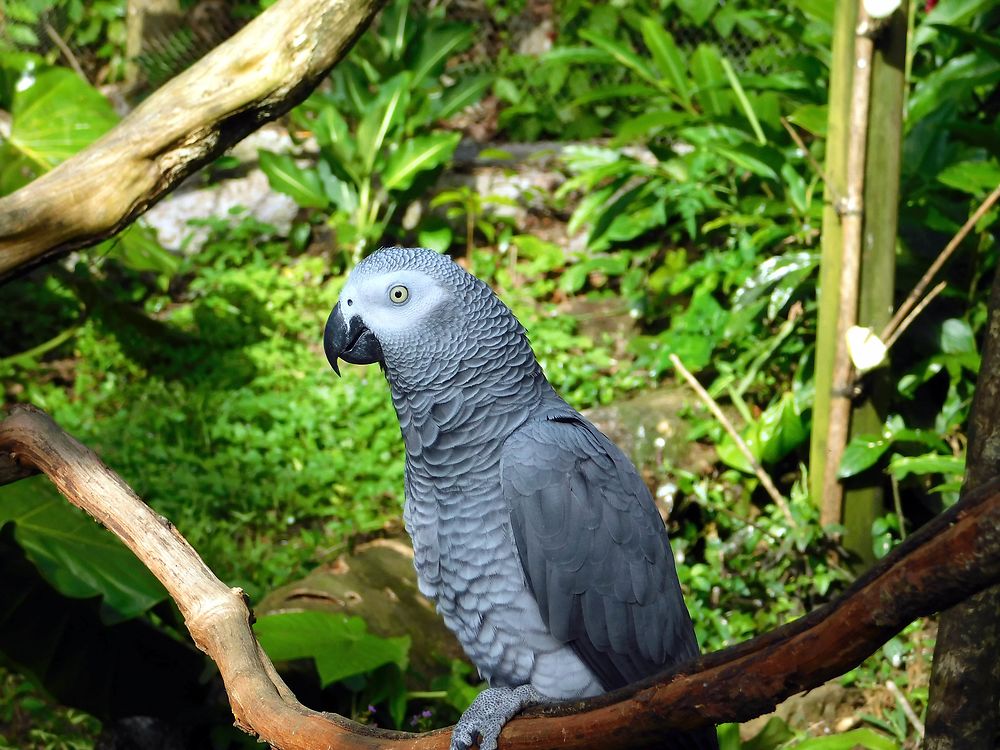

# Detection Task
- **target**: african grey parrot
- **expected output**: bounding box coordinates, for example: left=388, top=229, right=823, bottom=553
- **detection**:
left=324, top=247, right=717, bottom=750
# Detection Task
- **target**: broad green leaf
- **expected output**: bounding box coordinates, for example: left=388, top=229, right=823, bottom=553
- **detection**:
left=381, top=131, right=460, bottom=192
left=838, top=436, right=892, bottom=478
left=718, top=392, right=807, bottom=472
left=786, top=103, right=828, bottom=137
left=258, top=150, right=329, bottom=209
left=255, top=610, right=409, bottom=687
left=1, top=66, right=118, bottom=192
left=936, top=160, right=1000, bottom=195
left=690, top=44, right=731, bottom=116
left=888, top=452, right=965, bottom=481
left=939, top=318, right=976, bottom=355
left=0, top=477, right=167, bottom=622
left=317, top=160, right=358, bottom=213
left=639, top=20, right=692, bottom=108
left=435, top=74, right=492, bottom=121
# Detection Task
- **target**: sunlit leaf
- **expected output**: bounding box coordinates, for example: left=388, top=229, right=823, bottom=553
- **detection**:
left=255, top=610, right=409, bottom=687
left=381, top=131, right=460, bottom=192
left=258, top=150, right=329, bottom=209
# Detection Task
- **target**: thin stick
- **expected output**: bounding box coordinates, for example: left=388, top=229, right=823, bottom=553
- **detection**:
left=43, top=22, right=89, bottom=82
left=881, top=183, right=1000, bottom=343
left=886, top=680, right=925, bottom=739
left=669, top=353, right=797, bottom=528
left=890, top=475, right=906, bottom=540
left=820, top=5, right=875, bottom=527
left=884, top=281, right=947, bottom=352
left=780, top=117, right=841, bottom=206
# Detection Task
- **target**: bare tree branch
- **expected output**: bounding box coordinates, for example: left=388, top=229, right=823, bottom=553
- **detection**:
left=0, top=0, right=386, bottom=282
left=2, top=403, right=999, bottom=747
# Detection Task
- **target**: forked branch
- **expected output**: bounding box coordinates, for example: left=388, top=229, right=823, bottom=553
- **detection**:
left=1, top=403, right=999, bottom=749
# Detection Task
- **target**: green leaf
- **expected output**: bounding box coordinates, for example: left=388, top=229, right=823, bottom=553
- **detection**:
left=435, top=74, right=492, bottom=121
left=792, top=727, right=899, bottom=750
left=838, top=435, right=891, bottom=478
left=914, top=0, right=997, bottom=50
left=258, top=151, right=329, bottom=209
left=356, top=72, right=411, bottom=170
left=254, top=611, right=409, bottom=687
left=720, top=57, right=766, bottom=144
left=676, top=0, right=715, bottom=26
left=579, top=29, right=659, bottom=88
left=410, top=25, right=473, bottom=89
left=718, top=392, right=807, bottom=472
left=713, top=145, right=778, bottom=180
left=936, top=160, right=1000, bottom=195
left=888, top=452, right=965, bottom=481
left=786, top=103, right=828, bottom=137
left=2, top=66, right=118, bottom=191
left=381, top=131, right=460, bottom=192
left=639, top=20, right=692, bottom=108
left=742, top=716, right=795, bottom=750
left=939, top=318, right=975, bottom=355
left=690, top=44, right=731, bottom=116
left=0, top=478, right=167, bottom=622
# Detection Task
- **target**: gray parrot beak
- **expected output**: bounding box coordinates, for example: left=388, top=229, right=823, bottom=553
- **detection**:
left=324, top=301, right=384, bottom=376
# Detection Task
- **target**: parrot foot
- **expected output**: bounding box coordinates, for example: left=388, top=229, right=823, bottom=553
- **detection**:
left=449, top=684, right=544, bottom=750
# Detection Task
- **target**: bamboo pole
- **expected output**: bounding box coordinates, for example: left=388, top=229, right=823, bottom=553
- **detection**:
left=817, top=3, right=876, bottom=528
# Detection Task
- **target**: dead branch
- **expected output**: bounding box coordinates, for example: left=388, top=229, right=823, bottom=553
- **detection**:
left=0, top=0, right=386, bottom=282
left=1, top=403, right=999, bottom=749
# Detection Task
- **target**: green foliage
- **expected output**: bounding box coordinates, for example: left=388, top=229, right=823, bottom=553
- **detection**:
left=0, top=0, right=127, bottom=81
left=0, top=666, right=99, bottom=750
left=259, top=0, right=487, bottom=260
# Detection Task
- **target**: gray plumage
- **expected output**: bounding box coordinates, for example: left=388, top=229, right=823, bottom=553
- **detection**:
left=324, top=247, right=716, bottom=750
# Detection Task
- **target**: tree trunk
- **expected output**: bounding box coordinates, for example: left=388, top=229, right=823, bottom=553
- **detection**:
left=925, top=266, right=1000, bottom=748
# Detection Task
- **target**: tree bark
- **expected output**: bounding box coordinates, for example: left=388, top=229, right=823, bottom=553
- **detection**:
left=924, top=265, right=1000, bottom=749
left=0, top=0, right=386, bottom=282
left=3, top=404, right=1000, bottom=749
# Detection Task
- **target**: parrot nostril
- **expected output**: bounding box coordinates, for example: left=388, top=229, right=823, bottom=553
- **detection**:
left=347, top=299, right=353, bottom=306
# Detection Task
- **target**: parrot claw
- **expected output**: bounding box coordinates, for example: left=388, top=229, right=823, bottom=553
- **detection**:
left=450, top=684, right=543, bottom=750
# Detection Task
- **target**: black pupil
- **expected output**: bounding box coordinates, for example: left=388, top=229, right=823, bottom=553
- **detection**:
left=394, top=289, right=402, bottom=298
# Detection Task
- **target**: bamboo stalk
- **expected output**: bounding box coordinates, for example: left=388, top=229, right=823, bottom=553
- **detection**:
left=819, top=5, right=876, bottom=527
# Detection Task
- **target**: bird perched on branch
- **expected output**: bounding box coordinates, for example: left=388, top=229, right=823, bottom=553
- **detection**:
left=324, top=247, right=717, bottom=750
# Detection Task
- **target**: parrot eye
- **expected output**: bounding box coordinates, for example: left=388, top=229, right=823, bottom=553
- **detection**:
left=389, top=285, right=409, bottom=304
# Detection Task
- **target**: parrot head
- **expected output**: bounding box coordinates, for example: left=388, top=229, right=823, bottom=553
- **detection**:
left=324, top=247, right=511, bottom=380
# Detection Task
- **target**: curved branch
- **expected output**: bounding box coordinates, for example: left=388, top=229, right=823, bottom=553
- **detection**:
left=0, top=0, right=386, bottom=282
left=1, top=403, right=999, bottom=748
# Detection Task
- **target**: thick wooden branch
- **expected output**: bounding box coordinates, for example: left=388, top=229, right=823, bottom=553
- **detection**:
left=1, top=403, right=999, bottom=748
left=0, top=0, right=386, bottom=282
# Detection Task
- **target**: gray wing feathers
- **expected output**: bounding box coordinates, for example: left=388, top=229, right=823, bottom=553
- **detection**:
left=501, top=414, right=699, bottom=690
